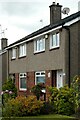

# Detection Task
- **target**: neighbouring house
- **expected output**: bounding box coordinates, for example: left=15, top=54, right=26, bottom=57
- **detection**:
left=1, top=2, right=80, bottom=97
left=0, top=38, right=8, bottom=85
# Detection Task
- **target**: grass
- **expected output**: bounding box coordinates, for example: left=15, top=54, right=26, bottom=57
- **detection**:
left=2, top=114, right=78, bottom=120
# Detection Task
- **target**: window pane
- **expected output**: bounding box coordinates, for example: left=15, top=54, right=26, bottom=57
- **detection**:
left=40, top=39, right=43, bottom=50
left=19, top=44, right=26, bottom=57
left=36, top=76, right=45, bottom=84
left=36, top=73, right=40, bottom=75
left=51, top=33, right=60, bottom=48
left=12, top=48, right=16, bottom=58
left=34, top=38, right=45, bottom=52
left=56, top=33, right=59, bottom=46
left=52, top=34, right=56, bottom=47
left=20, top=78, right=26, bottom=89
left=41, top=72, right=45, bottom=75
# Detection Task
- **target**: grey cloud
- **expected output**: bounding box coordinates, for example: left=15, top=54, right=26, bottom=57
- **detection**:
left=0, top=2, right=47, bottom=17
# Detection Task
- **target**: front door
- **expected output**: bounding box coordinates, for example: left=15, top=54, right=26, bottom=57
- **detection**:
left=57, top=70, right=63, bottom=88
left=52, top=70, right=57, bottom=87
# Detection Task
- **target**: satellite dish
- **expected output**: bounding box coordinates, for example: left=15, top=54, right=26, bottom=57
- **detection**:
left=62, top=7, right=70, bottom=15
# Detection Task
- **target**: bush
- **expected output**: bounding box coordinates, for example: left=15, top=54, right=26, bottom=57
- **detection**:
left=31, top=83, right=45, bottom=100
left=2, top=78, right=17, bottom=104
left=48, top=87, right=59, bottom=112
left=57, top=86, right=75, bottom=115
left=71, top=75, right=80, bottom=113
left=40, top=102, right=54, bottom=114
left=48, top=86, right=75, bottom=115
left=3, top=95, right=44, bottom=117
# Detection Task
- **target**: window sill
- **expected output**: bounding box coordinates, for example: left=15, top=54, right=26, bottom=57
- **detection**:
left=18, top=55, right=26, bottom=59
left=34, top=50, right=45, bottom=54
left=19, top=89, right=27, bottom=91
left=11, top=58, right=16, bottom=61
left=50, top=46, right=60, bottom=51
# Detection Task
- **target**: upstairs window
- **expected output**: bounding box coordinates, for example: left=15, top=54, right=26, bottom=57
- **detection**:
left=12, top=48, right=16, bottom=59
left=35, top=71, right=45, bottom=84
left=19, top=44, right=26, bottom=57
left=19, top=73, right=27, bottom=91
left=50, top=33, right=60, bottom=49
left=34, top=38, right=45, bottom=53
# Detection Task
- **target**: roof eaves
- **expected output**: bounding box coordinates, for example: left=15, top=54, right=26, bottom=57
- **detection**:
left=7, top=11, right=80, bottom=49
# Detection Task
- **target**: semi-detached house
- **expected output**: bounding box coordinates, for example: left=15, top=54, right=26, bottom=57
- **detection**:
left=1, top=2, right=80, bottom=97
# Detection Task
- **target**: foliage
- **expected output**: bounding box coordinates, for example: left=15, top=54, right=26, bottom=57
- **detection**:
left=48, top=86, right=75, bottom=115
left=2, top=78, right=17, bottom=104
left=71, top=75, right=80, bottom=113
left=40, top=102, right=54, bottom=114
left=3, top=95, right=44, bottom=117
left=57, top=86, right=75, bottom=115
left=31, top=83, right=45, bottom=100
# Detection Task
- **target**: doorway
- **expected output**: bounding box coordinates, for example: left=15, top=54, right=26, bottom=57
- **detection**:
left=57, top=70, right=63, bottom=88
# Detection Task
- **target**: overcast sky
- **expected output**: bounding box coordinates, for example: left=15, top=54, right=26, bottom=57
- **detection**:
left=0, top=0, right=79, bottom=46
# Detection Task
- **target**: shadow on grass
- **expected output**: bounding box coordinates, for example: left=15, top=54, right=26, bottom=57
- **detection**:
left=1, top=118, right=79, bottom=120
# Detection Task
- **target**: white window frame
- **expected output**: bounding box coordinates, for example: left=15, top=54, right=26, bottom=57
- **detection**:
left=19, top=44, right=26, bottom=57
left=35, top=71, right=45, bottom=85
left=34, top=38, right=45, bottom=53
left=12, top=48, right=16, bottom=59
left=19, top=73, right=27, bottom=91
left=50, top=32, right=60, bottom=49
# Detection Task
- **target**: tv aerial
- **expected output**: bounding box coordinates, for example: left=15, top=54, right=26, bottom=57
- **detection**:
left=62, top=7, right=70, bottom=15
left=0, top=25, right=7, bottom=38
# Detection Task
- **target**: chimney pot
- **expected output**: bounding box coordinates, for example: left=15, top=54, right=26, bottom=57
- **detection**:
left=53, top=2, right=55, bottom=5
left=57, top=3, right=59, bottom=5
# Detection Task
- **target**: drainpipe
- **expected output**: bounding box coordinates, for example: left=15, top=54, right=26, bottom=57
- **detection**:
left=62, top=26, right=70, bottom=88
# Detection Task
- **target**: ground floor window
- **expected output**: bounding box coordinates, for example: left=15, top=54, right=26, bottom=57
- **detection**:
left=19, top=73, right=27, bottom=90
left=35, top=71, right=45, bottom=84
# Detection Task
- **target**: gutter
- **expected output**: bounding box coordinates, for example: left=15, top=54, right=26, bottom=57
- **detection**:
left=6, top=16, right=80, bottom=50
left=5, top=26, right=62, bottom=50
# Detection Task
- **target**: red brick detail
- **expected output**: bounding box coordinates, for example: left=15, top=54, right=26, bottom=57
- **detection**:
left=27, top=72, right=35, bottom=95
left=45, top=70, right=52, bottom=87
left=45, top=70, right=52, bottom=101
left=15, top=72, right=35, bottom=96
left=15, top=73, right=19, bottom=91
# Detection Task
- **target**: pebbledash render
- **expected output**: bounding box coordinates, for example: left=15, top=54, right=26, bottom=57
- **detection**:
left=1, top=2, right=80, bottom=98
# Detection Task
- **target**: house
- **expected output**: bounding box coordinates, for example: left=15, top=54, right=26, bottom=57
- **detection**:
left=0, top=38, right=8, bottom=85
left=2, top=2, right=80, bottom=97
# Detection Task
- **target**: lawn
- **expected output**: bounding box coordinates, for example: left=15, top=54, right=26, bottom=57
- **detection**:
left=2, top=114, right=78, bottom=120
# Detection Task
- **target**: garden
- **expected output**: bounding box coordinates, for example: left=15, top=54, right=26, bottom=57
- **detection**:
left=1, top=76, right=80, bottom=120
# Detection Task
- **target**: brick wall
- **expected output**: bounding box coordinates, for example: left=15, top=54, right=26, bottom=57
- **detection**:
left=15, top=73, right=19, bottom=91
left=27, top=71, right=35, bottom=95
left=15, top=71, right=52, bottom=100
left=45, top=70, right=52, bottom=101
left=45, top=70, right=52, bottom=86
left=15, top=72, right=35, bottom=96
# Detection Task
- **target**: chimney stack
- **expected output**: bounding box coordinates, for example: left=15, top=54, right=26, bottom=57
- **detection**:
left=1, top=38, right=8, bottom=50
left=49, top=2, right=62, bottom=24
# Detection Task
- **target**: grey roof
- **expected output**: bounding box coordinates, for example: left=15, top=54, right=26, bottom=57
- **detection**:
left=8, top=11, right=80, bottom=48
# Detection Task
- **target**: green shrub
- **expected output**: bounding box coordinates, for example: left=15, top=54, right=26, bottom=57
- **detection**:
left=2, top=78, right=17, bottom=104
left=71, top=75, right=80, bottom=113
left=48, top=86, right=75, bottom=115
left=57, top=87, right=75, bottom=115
left=40, top=102, right=54, bottom=114
left=3, top=95, right=44, bottom=117
left=31, top=83, right=45, bottom=100
left=48, top=87, right=59, bottom=112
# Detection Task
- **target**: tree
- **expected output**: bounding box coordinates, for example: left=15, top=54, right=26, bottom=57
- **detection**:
left=31, top=83, right=45, bottom=100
